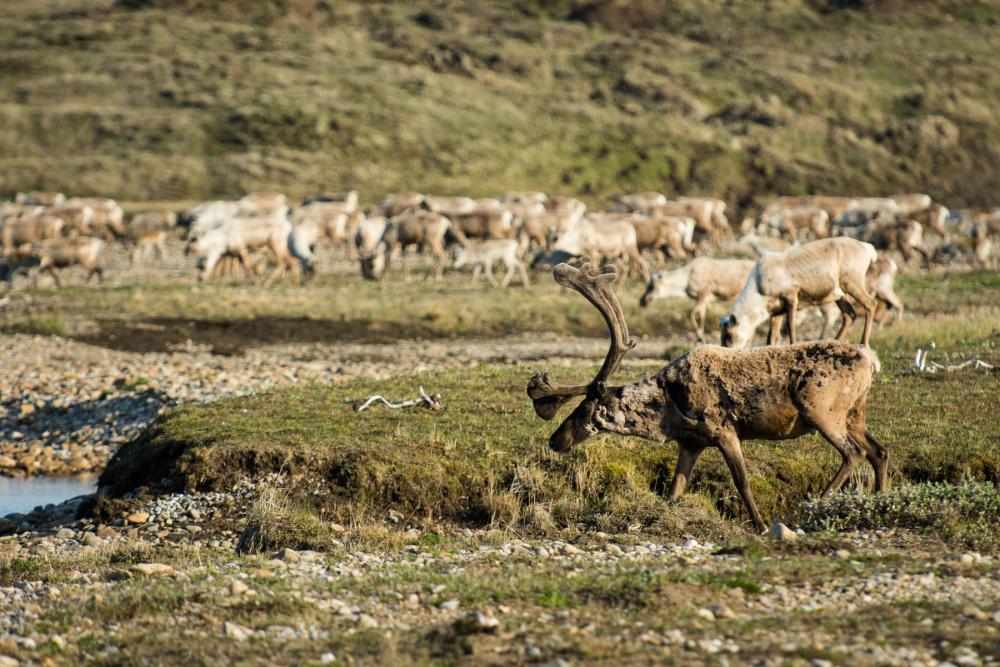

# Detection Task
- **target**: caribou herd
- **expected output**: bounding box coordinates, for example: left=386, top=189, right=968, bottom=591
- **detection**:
left=1, top=187, right=997, bottom=346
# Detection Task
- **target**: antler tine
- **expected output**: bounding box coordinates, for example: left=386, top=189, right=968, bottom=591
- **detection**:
left=527, top=258, right=637, bottom=420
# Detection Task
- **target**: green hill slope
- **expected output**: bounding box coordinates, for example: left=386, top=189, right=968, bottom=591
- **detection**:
left=2, top=0, right=999, bottom=208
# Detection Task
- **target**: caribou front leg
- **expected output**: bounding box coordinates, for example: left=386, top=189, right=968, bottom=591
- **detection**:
left=667, top=443, right=707, bottom=500
left=717, top=432, right=767, bottom=532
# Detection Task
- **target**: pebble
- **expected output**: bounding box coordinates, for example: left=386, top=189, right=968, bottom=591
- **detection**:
left=351, top=614, right=375, bottom=629
left=695, top=608, right=716, bottom=621
left=81, top=532, right=103, bottom=547
left=467, top=611, right=500, bottom=632
left=706, top=603, right=734, bottom=619
left=768, top=522, right=797, bottom=542
left=224, top=621, right=252, bottom=641
left=439, top=599, right=461, bottom=611
left=126, top=512, right=150, bottom=525
left=230, top=580, right=251, bottom=596
left=132, top=563, right=175, bottom=576
left=961, top=605, right=989, bottom=621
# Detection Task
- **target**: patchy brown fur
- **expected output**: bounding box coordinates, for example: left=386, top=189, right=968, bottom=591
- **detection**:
left=909, top=204, right=950, bottom=240
left=130, top=230, right=168, bottom=266
left=374, top=192, right=425, bottom=218
left=858, top=218, right=930, bottom=266
left=628, top=215, right=694, bottom=264
left=768, top=206, right=830, bottom=241
left=529, top=260, right=887, bottom=532
left=377, top=211, right=452, bottom=280
left=2, top=216, right=64, bottom=254
left=766, top=196, right=857, bottom=225
left=449, top=209, right=515, bottom=241
left=32, top=236, right=106, bottom=287
left=648, top=200, right=716, bottom=241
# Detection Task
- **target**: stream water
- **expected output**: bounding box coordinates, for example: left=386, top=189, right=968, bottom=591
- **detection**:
left=0, top=475, right=98, bottom=516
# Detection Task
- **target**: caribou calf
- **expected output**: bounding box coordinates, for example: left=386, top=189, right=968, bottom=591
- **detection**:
left=452, top=239, right=530, bottom=287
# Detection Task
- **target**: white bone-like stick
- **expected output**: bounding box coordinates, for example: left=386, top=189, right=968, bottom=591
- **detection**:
left=355, top=386, right=442, bottom=412
left=913, top=343, right=993, bottom=374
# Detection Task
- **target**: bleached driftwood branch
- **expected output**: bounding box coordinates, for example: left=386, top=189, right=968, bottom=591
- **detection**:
left=914, top=342, right=994, bottom=373
left=354, top=386, right=443, bottom=412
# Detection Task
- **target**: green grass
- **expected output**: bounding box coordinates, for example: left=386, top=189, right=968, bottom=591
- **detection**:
left=2, top=269, right=996, bottom=356
left=100, top=352, right=1000, bottom=539
left=1, top=1, right=999, bottom=206
left=69, top=265, right=998, bottom=539
left=0, top=314, right=67, bottom=337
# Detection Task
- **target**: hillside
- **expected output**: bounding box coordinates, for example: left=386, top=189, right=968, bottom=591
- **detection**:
left=1, top=0, right=999, bottom=209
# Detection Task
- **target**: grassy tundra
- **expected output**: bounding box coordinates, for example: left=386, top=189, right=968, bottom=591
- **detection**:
left=1, top=1, right=1000, bottom=663
left=2, top=1, right=1000, bottom=207
left=0, top=266, right=997, bottom=665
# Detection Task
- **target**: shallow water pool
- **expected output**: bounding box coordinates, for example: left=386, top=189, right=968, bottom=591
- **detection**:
left=0, top=476, right=98, bottom=516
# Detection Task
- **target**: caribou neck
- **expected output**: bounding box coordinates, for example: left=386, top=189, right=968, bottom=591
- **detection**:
left=590, top=378, right=667, bottom=442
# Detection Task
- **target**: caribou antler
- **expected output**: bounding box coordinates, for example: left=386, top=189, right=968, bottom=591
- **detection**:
left=527, top=259, right=636, bottom=420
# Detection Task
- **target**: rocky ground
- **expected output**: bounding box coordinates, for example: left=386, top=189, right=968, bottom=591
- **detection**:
left=0, top=481, right=998, bottom=666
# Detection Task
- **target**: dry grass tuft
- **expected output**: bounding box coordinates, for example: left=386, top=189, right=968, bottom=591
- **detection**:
left=236, top=485, right=332, bottom=554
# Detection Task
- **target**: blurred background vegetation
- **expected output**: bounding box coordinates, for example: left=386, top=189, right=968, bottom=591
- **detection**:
left=1, top=0, right=998, bottom=210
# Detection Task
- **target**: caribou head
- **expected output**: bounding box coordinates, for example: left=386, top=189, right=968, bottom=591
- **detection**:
left=527, top=259, right=660, bottom=452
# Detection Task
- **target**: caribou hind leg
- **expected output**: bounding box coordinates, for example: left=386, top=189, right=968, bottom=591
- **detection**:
left=848, top=408, right=889, bottom=493
left=806, top=414, right=862, bottom=496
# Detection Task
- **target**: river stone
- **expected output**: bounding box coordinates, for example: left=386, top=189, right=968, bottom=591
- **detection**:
left=768, top=522, right=797, bottom=541
left=132, top=563, right=174, bottom=576
left=81, top=533, right=104, bottom=547
left=224, top=621, right=251, bottom=641
left=706, top=603, right=734, bottom=619
left=126, top=512, right=150, bottom=525
left=695, top=608, right=716, bottom=621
